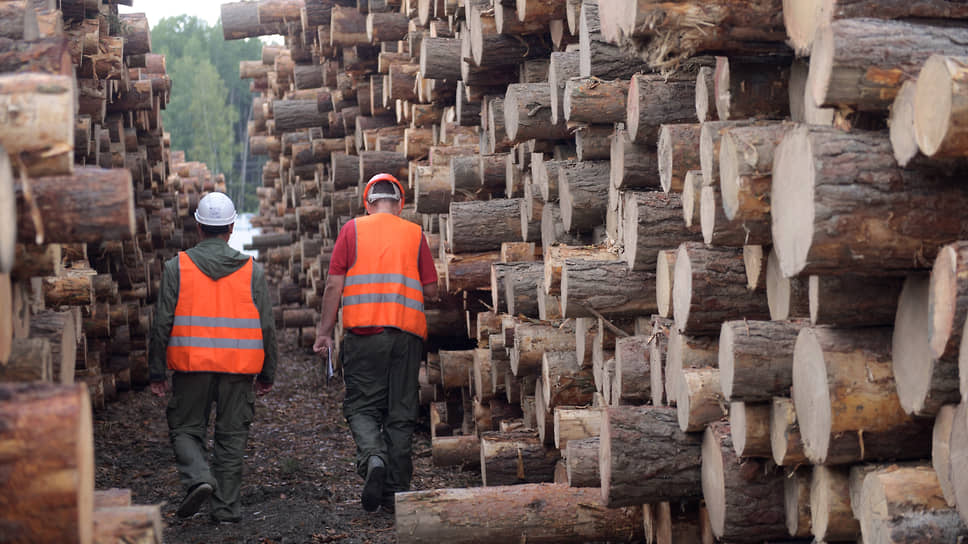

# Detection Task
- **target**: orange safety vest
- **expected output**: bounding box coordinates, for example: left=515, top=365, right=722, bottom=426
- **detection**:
left=342, top=213, right=428, bottom=339
left=167, top=252, right=265, bottom=374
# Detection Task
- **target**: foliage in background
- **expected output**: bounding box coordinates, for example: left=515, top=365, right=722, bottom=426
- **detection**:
left=151, top=16, right=265, bottom=212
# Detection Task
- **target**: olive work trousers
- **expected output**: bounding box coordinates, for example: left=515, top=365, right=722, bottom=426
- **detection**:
left=167, top=372, right=256, bottom=521
left=341, top=328, right=422, bottom=498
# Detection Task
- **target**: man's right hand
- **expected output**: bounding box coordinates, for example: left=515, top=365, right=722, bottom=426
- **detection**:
left=150, top=380, right=169, bottom=397
left=313, top=334, right=333, bottom=354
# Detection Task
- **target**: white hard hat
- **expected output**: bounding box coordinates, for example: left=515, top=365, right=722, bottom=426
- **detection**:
left=195, top=192, right=237, bottom=226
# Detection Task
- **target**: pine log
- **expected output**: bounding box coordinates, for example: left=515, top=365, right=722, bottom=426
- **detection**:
left=1, top=338, right=52, bottom=382
left=273, top=99, right=330, bottom=131
left=394, top=483, right=643, bottom=543
left=808, top=18, right=968, bottom=110
left=563, top=77, right=627, bottom=124
left=541, top=351, right=595, bottom=410
left=935, top=404, right=958, bottom=507
left=701, top=421, right=787, bottom=542
left=914, top=54, right=968, bottom=159
left=565, top=436, right=600, bottom=488
left=578, top=0, right=648, bottom=79
left=718, top=319, right=804, bottom=402
left=766, top=248, right=810, bottom=321
left=503, top=83, right=570, bottom=143
left=718, top=123, right=790, bottom=239
left=613, top=335, right=650, bottom=405
left=672, top=243, right=769, bottom=334
left=574, top=125, right=612, bottom=161
left=600, top=406, right=704, bottom=506
left=531, top=156, right=569, bottom=202
left=894, top=275, right=959, bottom=417
left=675, top=367, right=723, bottom=432
left=11, top=243, right=61, bottom=281
left=439, top=349, right=474, bottom=390
left=694, top=65, right=716, bottom=123
left=432, top=434, right=480, bottom=467
left=91, top=505, right=162, bottom=544
left=609, top=128, right=660, bottom=190
left=627, top=75, right=696, bottom=145
left=469, top=9, right=551, bottom=68
left=792, top=326, right=932, bottom=464
left=784, top=467, right=812, bottom=538
left=810, top=465, right=859, bottom=542
left=549, top=51, right=580, bottom=126
left=558, top=160, right=609, bottom=233
left=330, top=5, right=368, bottom=46
left=539, top=203, right=595, bottom=250
left=0, top=73, right=73, bottom=176
left=809, top=274, right=903, bottom=326
left=486, top=99, right=512, bottom=153
left=42, top=269, right=94, bottom=307
left=929, top=241, right=968, bottom=373
left=504, top=261, right=543, bottom=318
left=29, top=310, right=76, bottom=385
left=0, top=36, right=73, bottom=75
left=561, top=259, right=657, bottom=319
left=859, top=464, right=968, bottom=543
left=891, top=79, right=920, bottom=167
left=657, top=124, right=701, bottom=193
left=713, top=56, right=790, bottom=121
left=728, top=401, right=771, bottom=458
left=445, top=251, right=499, bottom=293
left=359, top=150, right=408, bottom=188
left=654, top=250, right=677, bottom=319
left=480, top=154, right=507, bottom=196
left=0, top=382, right=93, bottom=544
left=0, top=273, right=10, bottom=364
left=480, top=430, right=559, bottom=486
left=448, top=199, right=523, bottom=253
left=414, top=164, right=451, bottom=214
left=94, top=488, right=132, bottom=509
left=770, top=396, right=807, bottom=467
left=664, top=329, right=717, bottom=407
left=771, top=125, right=968, bottom=277
left=419, top=37, right=460, bottom=80
left=510, top=322, right=576, bottom=376
left=554, top=406, right=602, bottom=450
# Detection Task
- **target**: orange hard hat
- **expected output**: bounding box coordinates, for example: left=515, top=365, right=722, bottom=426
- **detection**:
left=362, top=173, right=405, bottom=212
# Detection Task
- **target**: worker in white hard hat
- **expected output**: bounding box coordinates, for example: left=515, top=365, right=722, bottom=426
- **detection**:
left=148, top=191, right=278, bottom=523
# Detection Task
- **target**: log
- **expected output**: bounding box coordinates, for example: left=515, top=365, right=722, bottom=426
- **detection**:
left=575, top=125, right=612, bottom=162
left=414, top=164, right=451, bottom=214
left=29, top=310, right=76, bottom=385
left=394, top=483, right=643, bottom=543
left=510, top=322, right=576, bottom=376
left=673, top=243, right=769, bottom=334
left=541, top=351, right=595, bottom=409
left=565, top=437, right=600, bottom=488
left=676, top=367, right=724, bottom=432
left=273, top=99, right=330, bottom=131
left=771, top=125, right=968, bottom=276
left=729, top=401, right=771, bottom=458
left=578, top=0, right=648, bottom=79
left=784, top=467, right=812, bottom=538
left=549, top=51, right=580, bottom=126
left=439, top=349, right=474, bottom=390
left=648, top=316, right=672, bottom=406
left=92, top=505, right=162, bottom=544
left=613, top=335, right=650, bottom=405
left=808, top=18, right=968, bottom=110
left=934, top=404, right=958, bottom=507
left=560, top=259, right=657, bottom=319
left=330, top=5, right=368, bottom=46
left=558, top=160, right=609, bottom=233
left=914, top=54, right=968, bottom=159
left=479, top=430, right=559, bottom=486
left=930, top=241, right=968, bottom=376
left=0, top=273, right=10, bottom=364
left=766, top=248, right=810, bottom=321
left=627, top=75, right=696, bottom=145
left=609, top=129, right=659, bottom=190
left=792, top=326, right=932, bottom=464
left=469, top=9, right=551, bottom=68
left=600, top=406, right=704, bottom=506
left=42, top=269, right=94, bottom=307
left=448, top=199, right=523, bottom=253
left=554, top=406, right=602, bottom=450
left=695, top=66, right=716, bottom=123
left=0, top=36, right=73, bottom=76
left=894, top=275, right=958, bottom=417
left=445, top=251, right=499, bottom=293
left=0, top=73, right=74, bottom=176
left=0, top=383, right=93, bottom=544
left=486, top=99, right=512, bottom=154
left=891, top=79, right=921, bottom=167
left=713, top=56, right=790, bottom=121
left=699, top=176, right=769, bottom=247
left=657, top=124, right=701, bottom=193
left=504, top=261, right=543, bottom=318
left=770, top=396, right=807, bottom=467
left=1, top=338, right=52, bottom=382
left=503, top=83, right=570, bottom=143
left=366, top=11, right=409, bottom=42
left=718, top=123, right=790, bottom=235
left=654, top=250, right=677, bottom=319
left=701, top=422, right=787, bottom=542
left=563, top=77, right=628, bottom=124
left=94, top=489, right=132, bottom=509
left=810, top=465, right=859, bottom=542
left=419, top=37, right=460, bottom=80
left=432, top=435, right=480, bottom=467
left=809, top=274, right=904, bottom=326
left=664, top=329, right=717, bottom=407
left=358, top=150, right=408, bottom=188
left=718, top=319, right=804, bottom=402
left=531, top=156, right=569, bottom=203
left=859, top=464, right=968, bottom=543
left=11, top=243, right=61, bottom=280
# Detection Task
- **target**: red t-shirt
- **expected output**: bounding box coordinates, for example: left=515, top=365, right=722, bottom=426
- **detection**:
left=328, top=217, right=438, bottom=335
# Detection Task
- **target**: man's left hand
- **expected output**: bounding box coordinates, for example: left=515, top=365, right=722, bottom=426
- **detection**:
left=255, top=380, right=273, bottom=396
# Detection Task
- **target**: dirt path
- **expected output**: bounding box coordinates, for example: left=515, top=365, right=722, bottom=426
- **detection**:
left=94, top=329, right=479, bottom=543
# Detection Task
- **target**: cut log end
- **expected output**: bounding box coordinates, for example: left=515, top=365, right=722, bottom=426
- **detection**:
left=671, top=244, right=693, bottom=333
left=717, top=322, right=735, bottom=400
left=806, top=23, right=835, bottom=110
left=781, top=0, right=823, bottom=56
left=791, top=328, right=831, bottom=463
left=718, top=132, right=740, bottom=220
left=770, top=125, right=814, bottom=278
left=914, top=54, right=958, bottom=158
left=700, top=425, right=726, bottom=537
left=890, top=80, right=919, bottom=167
left=766, top=248, right=791, bottom=320
left=893, top=275, right=940, bottom=417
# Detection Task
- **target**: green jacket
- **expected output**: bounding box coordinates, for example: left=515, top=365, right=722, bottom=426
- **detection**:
left=148, top=237, right=277, bottom=384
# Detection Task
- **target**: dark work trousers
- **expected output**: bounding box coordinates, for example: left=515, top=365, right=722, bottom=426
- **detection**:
left=167, top=372, right=255, bottom=521
left=341, top=328, right=422, bottom=498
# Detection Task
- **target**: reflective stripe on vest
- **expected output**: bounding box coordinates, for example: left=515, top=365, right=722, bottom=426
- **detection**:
left=167, top=252, right=265, bottom=374
left=341, top=213, right=428, bottom=339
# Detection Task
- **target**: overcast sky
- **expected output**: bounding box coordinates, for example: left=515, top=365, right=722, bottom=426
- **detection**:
left=118, top=2, right=223, bottom=28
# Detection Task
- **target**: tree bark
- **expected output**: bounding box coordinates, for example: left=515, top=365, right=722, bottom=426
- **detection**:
left=549, top=51, right=580, bottom=125
left=395, top=483, right=643, bottom=543
left=770, top=396, right=807, bottom=467
left=565, top=436, right=600, bottom=488
left=439, top=349, right=474, bottom=390
left=664, top=329, right=717, bottom=407
left=0, top=36, right=73, bottom=75
left=784, top=467, right=812, bottom=538
left=504, top=261, right=543, bottom=318
left=448, top=199, right=524, bottom=253
left=561, top=259, right=657, bottom=319
left=29, top=310, right=76, bottom=385
left=1, top=338, right=52, bottom=382
left=718, top=319, right=804, bottom=402
left=444, top=250, right=499, bottom=293
left=330, top=5, right=369, bottom=46
left=554, top=406, right=602, bottom=450
left=609, top=128, right=659, bottom=190
left=713, top=56, right=790, bottom=121
left=470, top=9, right=551, bottom=68
left=0, top=73, right=74, bottom=176
left=808, top=18, right=968, bottom=110
left=673, top=243, right=769, bottom=334
left=600, top=406, right=704, bottom=506
left=92, top=505, right=162, bottom=544
left=414, top=164, right=451, bottom=214
left=766, top=248, right=811, bottom=321
left=558, top=160, right=609, bottom=233
left=432, top=435, right=480, bottom=467
left=542, top=244, right=615, bottom=296
left=366, top=11, right=408, bottom=42
left=701, top=421, right=787, bottom=542
left=563, top=77, right=628, bottom=124
left=657, top=123, right=701, bottom=193
left=575, top=125, right=612, bottom=161
left=809, top=273, right=904, bottom=326
left=578, top=0, right=649, bottom=79
left=273, top=99, right=329, bottom=131
left=419, top=37, right=460, bottom=80
left=728, top=401, right=771, bottom=458
left=510, top=322, right=576, bottom=376
left=480, top=430, right=559, bottom=486
left=613, top=335, right=651, bottom=405
left=718, top=123, right=791, bottom=235
left=771, top=125, right=968, bottom=277
left=0, top=383, right=93, bottom=544
left=541, top=351, right=595, bottom=410
left=655, top=250, right=676, bottom=319
left=627, top=75, right=696, bottom=145
left=503, top=83, right=570, bottom=143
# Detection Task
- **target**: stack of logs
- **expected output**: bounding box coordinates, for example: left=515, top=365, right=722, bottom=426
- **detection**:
left=0, top=0, right=225, bottom=542
left=225, top=0, right=968, bottom=542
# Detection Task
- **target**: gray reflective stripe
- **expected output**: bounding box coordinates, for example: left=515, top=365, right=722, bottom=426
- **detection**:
left=173, top=316, right=262, bottom=329
left=343, top=293, right=424, bottom=312
left=169, top=337, right=264, bottom=350
left=344, top=273, right=423, bottom=292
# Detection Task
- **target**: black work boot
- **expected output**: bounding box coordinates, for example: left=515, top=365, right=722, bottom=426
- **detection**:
left=361, top=456, right=385, bottom=512
left=177, top=482, right=213, bottom=518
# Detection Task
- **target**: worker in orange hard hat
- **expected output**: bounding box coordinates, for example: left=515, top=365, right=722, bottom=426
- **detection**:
left=314, top=173, right=438, bottom=514
left=149, top=191, right=278, bottom=523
